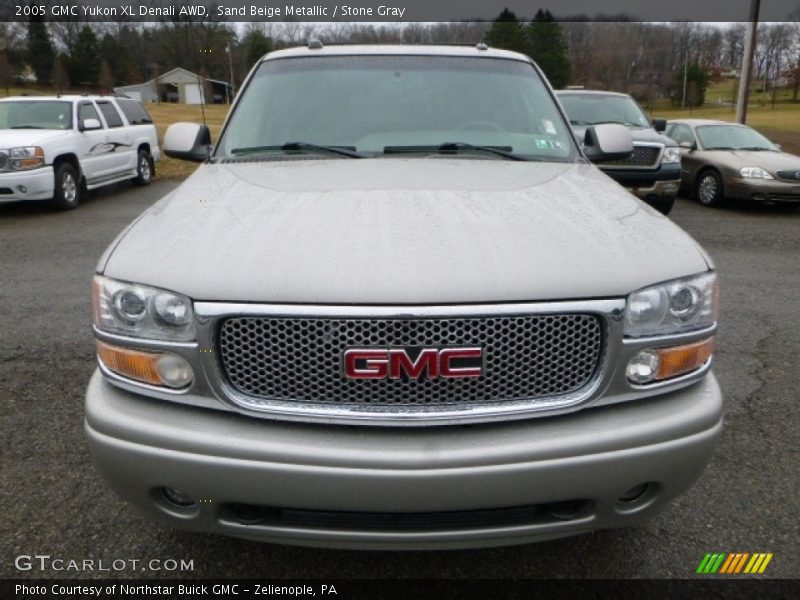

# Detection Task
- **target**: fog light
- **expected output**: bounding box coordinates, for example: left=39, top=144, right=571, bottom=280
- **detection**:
left=619, top=483, right=650, bottom=503
left=155, top=354, right=194, bottom=388
left=17, top=185, right=27, bottom=194
left=626, top=350, right=660, bottom=384
left=161, top=487, right=196, bottom=507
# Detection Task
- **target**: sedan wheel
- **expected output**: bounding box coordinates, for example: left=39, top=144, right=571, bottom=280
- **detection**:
left=696, top=171, right=722, bottom=207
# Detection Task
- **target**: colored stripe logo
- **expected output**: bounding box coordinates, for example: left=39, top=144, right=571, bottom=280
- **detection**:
left=696, top=552, right=773, bottom=574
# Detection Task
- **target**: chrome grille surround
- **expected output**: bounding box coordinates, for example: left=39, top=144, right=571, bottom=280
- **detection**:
left=218, top=314, right=603, bottom=407
left=599, top=142, right=663, bottom=169
left=193, top=300, right=624, bottom=425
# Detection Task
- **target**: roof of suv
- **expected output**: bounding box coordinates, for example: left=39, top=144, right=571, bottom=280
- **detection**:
left=556, top=90, right=630, bottom=98
left=261, top=44, right=532, bottom=63
left=0, top=95, right=128, bottom=102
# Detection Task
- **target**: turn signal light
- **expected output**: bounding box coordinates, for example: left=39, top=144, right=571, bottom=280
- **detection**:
left=626, top=337, right=714, bottom=384
left=655, top=338, right=714, bottom=380
left=96, top=341, right=164, bottom=386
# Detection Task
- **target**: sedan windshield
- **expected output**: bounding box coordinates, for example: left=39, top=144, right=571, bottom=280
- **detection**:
left=0, top=101, right=72, bottom=130
left=696, top=125, right=777, bottom=151
left=558, top=93, right=651, bottom=128
left=218, top=55, right=577, bottom=161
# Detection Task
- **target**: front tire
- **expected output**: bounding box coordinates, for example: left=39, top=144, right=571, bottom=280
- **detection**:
left=132, top=150, right=153, bottom=186
left=50, top=163, right=81, bottom=210
left=695, top=170, right=723, bottom=207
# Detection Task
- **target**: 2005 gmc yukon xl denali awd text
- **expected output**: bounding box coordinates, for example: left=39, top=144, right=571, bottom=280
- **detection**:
left=85, top=44, right=722, bottom=550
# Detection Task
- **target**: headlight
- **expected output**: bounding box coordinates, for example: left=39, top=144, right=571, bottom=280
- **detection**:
left=8, top=146, right=45, bottom=170
left=624, top=272, right=718, bottom=337
left=740, top=167, right=773, bottom=179
left=92, top=275, right=195, bottom=341
left=661, top=147, right=680, bottom=164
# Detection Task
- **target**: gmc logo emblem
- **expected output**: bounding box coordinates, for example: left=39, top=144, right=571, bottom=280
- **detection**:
left=344, top=347, right=483, bottom=380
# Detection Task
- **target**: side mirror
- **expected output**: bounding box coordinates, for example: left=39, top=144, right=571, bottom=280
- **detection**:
left=80, top=118, right=102, bottom=132
left=583, top=123, right=633, bottom=163
left=678, top=141, right=696, bottom=151
left=652, top=118, right=667, bottom=133
left=775, top=143, right=782, bottom=151
left=164, top=122, right=212, bottom=162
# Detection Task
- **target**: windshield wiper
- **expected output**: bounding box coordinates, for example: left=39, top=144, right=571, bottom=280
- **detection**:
left=593, top=119, right=643, bottom=128
left=738, top=146, right=772, bottom=151
left=384, top=143, right=527, bottom=161
left=230, top=142, right=366, bottom=158
left=10, top=125, right=44, bottom=129
left=705, top=146, right=736, bottom=151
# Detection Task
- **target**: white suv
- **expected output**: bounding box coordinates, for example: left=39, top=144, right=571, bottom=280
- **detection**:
left=0, top=95, right=160, bottom=209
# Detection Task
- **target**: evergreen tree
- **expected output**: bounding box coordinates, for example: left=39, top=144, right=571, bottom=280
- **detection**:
left=241, top=29, right=273, bottom=70
left=67, top=26, right=101, bottom=86
left=26, top=18, right=55, bottom=84
left=526, top=10, right=571, bottom=89
left=484, top=8, right=528, bottom=55
left=672, top=62, right=710, bottom=107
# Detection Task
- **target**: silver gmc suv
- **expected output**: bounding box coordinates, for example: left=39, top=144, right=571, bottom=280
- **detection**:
left=85, top=44, right=722, bottom=550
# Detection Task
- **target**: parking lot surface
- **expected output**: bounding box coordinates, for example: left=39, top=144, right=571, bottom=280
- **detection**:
left=1, top=181, right=798, bottom=579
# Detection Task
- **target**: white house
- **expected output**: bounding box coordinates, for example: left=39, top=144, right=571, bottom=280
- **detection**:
left=114, top=68, right=231, bottom=104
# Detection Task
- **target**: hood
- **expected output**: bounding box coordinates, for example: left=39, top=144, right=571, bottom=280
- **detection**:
left=572, top=125, right=675, bottom=147
left=703, top=149, right=800, bottom=173
left=102, top=158, right=710, bottom=304
left=0, top=129, right=71, bottom=149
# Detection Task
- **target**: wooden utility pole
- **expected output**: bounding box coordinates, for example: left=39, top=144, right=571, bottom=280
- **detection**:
left=736, top=0, right=761, bottom=123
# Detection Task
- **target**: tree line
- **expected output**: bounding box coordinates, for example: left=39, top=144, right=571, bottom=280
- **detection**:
left=0, top=10, right=799, bottom=105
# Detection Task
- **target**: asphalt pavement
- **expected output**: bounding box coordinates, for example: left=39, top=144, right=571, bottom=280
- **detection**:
left=1, top=180, right=798, bottom=579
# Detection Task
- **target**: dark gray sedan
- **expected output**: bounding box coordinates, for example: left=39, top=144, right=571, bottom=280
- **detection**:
left=666, top=119, right=800, bottom=208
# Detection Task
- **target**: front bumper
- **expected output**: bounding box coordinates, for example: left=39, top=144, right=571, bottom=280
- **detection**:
left=724, top=177, right=800, bottom=202
left=0, top=166, right=54, bottom=203
left=85, top=370, right=723, bottom=550
left=602, top=163, right=681, bottom=201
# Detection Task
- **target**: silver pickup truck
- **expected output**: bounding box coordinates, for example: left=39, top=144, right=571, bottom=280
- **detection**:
left=85, top=44, right=722, bottom=550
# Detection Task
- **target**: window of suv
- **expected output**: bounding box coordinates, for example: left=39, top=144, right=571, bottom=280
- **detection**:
left=115, top=98, right=153, bottom=125
left=78, top=102, right=102, bottom=129
left=96, top=101, right=124, bottom=128
left=218, top=55, right=578, bottom=161
left=0, top=101, right=71, bottom=130
left=559, top=93, right=651, bottom=129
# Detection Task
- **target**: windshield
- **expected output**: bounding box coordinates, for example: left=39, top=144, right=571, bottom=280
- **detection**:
left=218, top=55, right=577, bottom=161
left=558, top=93, right=651, bottom=128
left=0, top=101, right=72, bottom=130
left=696, top=125, right=777, bottom=151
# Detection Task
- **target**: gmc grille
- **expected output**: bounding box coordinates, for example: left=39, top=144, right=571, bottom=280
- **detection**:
left=217, top=314, right=604, bottom=408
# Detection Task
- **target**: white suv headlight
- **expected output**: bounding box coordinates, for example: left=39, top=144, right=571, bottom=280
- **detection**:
left=7, top=146, right=45, bottom=170
left=740, top=167, right=773, bottom=179
left=92, top=275, right=196, bottom=341
left=661, top=147, right=680, bottom=164
left=624, top=272, right=718, bottom=337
